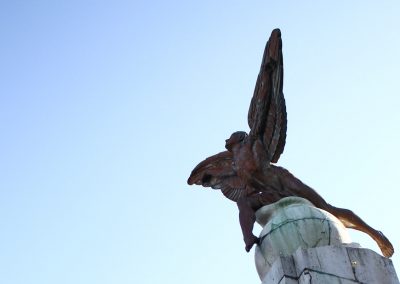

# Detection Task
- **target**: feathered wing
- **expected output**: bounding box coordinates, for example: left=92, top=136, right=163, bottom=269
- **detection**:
left=247, top=29, right=287, bottom=163
left=187, top=151, right=249, bottom=202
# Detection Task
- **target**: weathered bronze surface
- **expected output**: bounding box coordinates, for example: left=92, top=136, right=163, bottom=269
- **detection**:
left=187, top=29, right=394, bottom=257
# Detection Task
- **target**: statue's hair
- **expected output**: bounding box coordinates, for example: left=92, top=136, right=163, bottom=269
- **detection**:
left=231, top=131, right=248, bottom=141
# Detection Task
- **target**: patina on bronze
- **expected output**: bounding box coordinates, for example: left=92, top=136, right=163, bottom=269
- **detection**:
left=187, top=29, right=394, bottom=258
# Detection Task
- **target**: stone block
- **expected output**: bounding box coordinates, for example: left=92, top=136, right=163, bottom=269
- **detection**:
left=298, top=270, right=356, bottom=284
left=346, top=247, right=399, bottom=284
left=278, top=277, right=298, bottom=284
left=262, top=255, right=296, bottom=283
left=261, top=246, right=399, bottom=283
left=293, top=246, right=355, bottom=281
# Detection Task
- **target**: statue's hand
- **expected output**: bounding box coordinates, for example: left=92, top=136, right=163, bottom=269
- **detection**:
left=245, top=235, right=259, bottom=252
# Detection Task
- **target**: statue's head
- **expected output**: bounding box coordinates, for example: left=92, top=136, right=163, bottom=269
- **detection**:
left=225, top=131, right=248, bottom=151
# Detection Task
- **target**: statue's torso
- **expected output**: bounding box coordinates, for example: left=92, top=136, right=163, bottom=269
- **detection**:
left=232, top=141, right=308, bottom=199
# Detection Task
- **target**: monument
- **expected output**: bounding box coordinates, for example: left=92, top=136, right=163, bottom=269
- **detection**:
left=187, top=29, right=397, bottom=283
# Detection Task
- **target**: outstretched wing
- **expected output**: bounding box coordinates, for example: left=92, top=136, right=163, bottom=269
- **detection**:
left=187, top=151, right=248, bottom=202
left=248, top=29, right=287, bottom=163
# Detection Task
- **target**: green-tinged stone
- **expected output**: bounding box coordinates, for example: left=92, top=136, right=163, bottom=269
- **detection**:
left=254, top=197, right=352, bottom=280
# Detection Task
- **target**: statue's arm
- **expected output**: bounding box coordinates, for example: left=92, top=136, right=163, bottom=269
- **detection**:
left=237, top=195, right=260, bottom=252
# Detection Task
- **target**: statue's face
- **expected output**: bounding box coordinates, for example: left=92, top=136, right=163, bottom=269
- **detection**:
left=225, top=131, right=247, bottom=151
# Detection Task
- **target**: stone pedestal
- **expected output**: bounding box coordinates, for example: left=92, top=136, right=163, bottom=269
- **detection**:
left=254, top=197, right=399, bottom=283
left=261, top=246, right=399, bottom=284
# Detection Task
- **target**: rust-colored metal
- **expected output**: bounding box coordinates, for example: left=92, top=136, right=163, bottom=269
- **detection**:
left=187, top=29, right=394, bottom=257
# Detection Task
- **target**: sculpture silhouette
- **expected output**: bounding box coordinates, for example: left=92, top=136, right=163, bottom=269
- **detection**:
left=187, top=29, right=394, bottom=258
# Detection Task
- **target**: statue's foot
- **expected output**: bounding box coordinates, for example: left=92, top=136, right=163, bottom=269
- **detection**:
left=245, top=235, right=259, bottom=252
left=374, top=230, right=394, bottom=258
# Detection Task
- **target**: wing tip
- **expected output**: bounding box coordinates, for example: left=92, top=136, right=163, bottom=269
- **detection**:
left=271, top=28, right=281, bottom=37
left=187, top=174, right=195, bottom=185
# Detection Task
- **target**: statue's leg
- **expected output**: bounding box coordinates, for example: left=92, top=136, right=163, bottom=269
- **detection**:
left=323, top=204, right=394, bottom=258
left=278, top=168, right=394, bottom=257
left=296, top=185, right=394, bottom=257
left=237, top=195, right=262, bottom=252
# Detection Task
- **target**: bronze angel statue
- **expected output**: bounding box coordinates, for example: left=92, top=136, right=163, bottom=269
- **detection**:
left=187, top=29, right=394, bottom=257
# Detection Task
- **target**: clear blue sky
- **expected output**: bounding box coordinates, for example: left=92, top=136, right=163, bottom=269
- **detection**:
left=1, top=1, right=399, bottom=283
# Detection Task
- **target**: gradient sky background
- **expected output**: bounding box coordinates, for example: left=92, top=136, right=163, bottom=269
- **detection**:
left=1, top=1, right=399, bottom=283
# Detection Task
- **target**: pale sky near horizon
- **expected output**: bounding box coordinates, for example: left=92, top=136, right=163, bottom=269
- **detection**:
left=1, top=1, right=400, bottom=283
